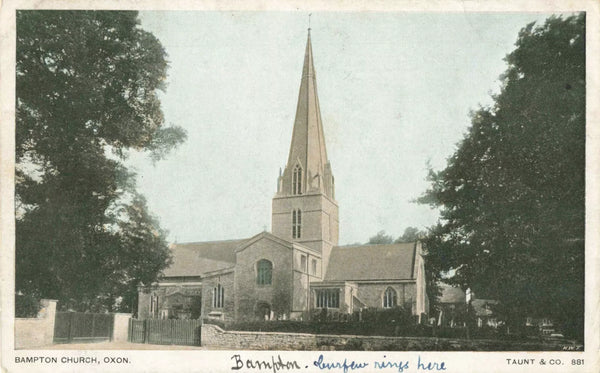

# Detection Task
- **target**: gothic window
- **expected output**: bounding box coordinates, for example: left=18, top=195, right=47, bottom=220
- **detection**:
left=212, top=284, right=224, bottom=308
left=257, top=259, right=273, bottom=285
left=300, top=254, right=307, bottom=272
left=311, top=259, right=317, bottom=275
left=292, top=164, right=303, bottom=195
left=383, top=287, right=397, bottom=308
left=292, top=209, right=302, bottom=239
left=315, top=289, right=340, bottom=308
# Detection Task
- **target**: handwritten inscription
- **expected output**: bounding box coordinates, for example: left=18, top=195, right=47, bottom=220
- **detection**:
left=313, top=354, right=369, bottom=373
left=313, top=355, right=446, bottom=372
left=373, top=355, right=410, bottom=372
left=229, top=354, right=447, bottom=372
left=231, top=354, right=301, bottom=373
left=417, top=356, right=446, bottom=371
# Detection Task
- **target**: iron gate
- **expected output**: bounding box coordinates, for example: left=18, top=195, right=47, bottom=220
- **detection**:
left=53, top=312, right=114, bottom=343
left=128, top=319, right=201, bottom=346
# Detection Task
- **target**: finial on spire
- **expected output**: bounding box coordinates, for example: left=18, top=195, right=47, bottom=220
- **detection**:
left=308, top=13, right=312, bottom=32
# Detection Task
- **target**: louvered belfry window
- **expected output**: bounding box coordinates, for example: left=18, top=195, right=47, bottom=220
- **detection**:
left=292, top=164, right=302, bottom=195
left=292, top=209, right=302, bottom=239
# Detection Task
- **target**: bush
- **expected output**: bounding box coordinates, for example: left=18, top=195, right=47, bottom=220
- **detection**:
left=15, top=294, right=40, bottom=318
left=223, top=316, right=430, bottom=338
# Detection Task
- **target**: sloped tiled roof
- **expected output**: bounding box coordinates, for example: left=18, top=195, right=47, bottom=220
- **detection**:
left=162, top=239, right=247, bottom=277
left=471, top=299, right=499, bottom=317
left=324, top=242, right=417, bottom=281
left=438, top=283, right=466, bottom=304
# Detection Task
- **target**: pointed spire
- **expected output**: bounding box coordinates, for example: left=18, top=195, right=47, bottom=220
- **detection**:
left=283, top=30, right=334, bottom=198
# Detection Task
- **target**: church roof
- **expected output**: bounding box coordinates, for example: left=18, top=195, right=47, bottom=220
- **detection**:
left=162, top=239, right=247, bottom=277
left=324, top=242, right=418, bottom=281
left=471, top=299, right=499, bottom=317
left=438, top=283, right=466, bottom=304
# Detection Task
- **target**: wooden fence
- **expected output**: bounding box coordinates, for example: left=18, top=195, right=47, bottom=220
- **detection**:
left=53, top=312, right=114, bottom=344
left=129, top=319, right=202, bottom=346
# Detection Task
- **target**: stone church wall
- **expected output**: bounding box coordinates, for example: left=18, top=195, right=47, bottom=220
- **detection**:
left=202, top=271, right=235, bottom=321
left=234, top=238, right=294, bottom=321
left=356, top=283, right=416, bottom=312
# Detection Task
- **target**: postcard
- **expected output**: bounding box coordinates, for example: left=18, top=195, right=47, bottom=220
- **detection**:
left=1, top=0, right=598, bottom=372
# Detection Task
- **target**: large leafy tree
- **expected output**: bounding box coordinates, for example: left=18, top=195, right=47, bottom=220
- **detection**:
left=419, top=14, right=585, bottom=339
left=15, top=11, right=186, bottom=313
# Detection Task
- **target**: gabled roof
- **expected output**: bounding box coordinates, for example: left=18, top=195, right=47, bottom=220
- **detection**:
left=324, top=242, right=417, bottom=281
left=162, top=239, right=247, bottom=277
left=235, top=231, right=292, bottom=253
left=471, top=299, right=499, bottom=317
left=438, top=283, right=466, bottom=304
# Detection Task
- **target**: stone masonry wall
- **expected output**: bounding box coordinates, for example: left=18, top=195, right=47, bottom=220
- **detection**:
left=200, top=324, right=572, bottom=351
left=234, top=237, right=294, bottom=321
left=112, top=313, right=132, bottom=343
left=202, top=272, right=235, bottom=321
left=357, top=283, right=416, bottom=313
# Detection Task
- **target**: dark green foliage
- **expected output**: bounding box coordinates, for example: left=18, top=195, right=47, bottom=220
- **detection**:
left=367, top=227, right=424, bottom=245
left=15, top=293, right=41, bottom=317
left=15, top=11, right=185, bottom=312
left=395, top=227, right=424, bottom=243
left=367, top=230, right=394, bottom=244
left=418, top=14, right=585, bottom=340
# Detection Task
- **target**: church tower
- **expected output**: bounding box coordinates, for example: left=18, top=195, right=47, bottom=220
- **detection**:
left=272, top=30, right=339, bottom=269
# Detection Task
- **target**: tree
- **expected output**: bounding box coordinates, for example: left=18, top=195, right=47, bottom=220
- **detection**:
left=368, top=230, right=394, bottom=244
left=15, top=11, right=186, bottom=313
left=418, top=14, right=584, bottom=340
left=394, top=227, right=423, bottom=243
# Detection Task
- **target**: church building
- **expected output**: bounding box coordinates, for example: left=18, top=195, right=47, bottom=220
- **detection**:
left=138, top=30, right=429, bottom=322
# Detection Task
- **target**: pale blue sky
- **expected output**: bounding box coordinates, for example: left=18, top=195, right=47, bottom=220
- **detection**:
left=128, top=11, right=558, bottom=245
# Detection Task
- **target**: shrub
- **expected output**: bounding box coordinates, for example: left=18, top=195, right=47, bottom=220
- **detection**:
left=15, top=294, right=40, bottom=318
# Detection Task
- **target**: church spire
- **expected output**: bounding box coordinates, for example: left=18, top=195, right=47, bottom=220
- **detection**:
left=272, top=29, right=339, bottom=253
left=283, top=30, right=334, bottom=198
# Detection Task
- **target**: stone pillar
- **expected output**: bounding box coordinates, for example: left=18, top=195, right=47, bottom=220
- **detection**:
left=112, top=313, right=132, bottom=342
left=39, top=299, right=57, bottom=346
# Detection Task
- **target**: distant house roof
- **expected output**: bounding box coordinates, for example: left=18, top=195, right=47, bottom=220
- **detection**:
left=438, top=284, right=466, bottom=304
left=471, top=299, right=499, bottom=317
left=162, top=239, right=248, bottom=277
left=324, top=242, right=417, bottom=281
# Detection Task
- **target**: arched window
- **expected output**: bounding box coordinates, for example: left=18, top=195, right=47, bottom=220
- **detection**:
left=383, top=287, right=397, bottom=308
left=212, top=284, right=224, bottom=308
left=292, top=209, right=302, bottom=239
left=257, top=259, right=273, bottom=285
left=292, top=164, right=302, bottom=195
